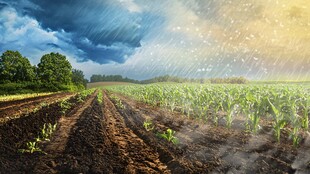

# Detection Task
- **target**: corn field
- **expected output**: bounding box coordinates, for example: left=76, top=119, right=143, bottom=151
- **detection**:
left=107, top=84, right=310, bottom=145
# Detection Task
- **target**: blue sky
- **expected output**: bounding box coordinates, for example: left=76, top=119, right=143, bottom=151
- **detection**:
left=0, top=0, right=309, bottom=80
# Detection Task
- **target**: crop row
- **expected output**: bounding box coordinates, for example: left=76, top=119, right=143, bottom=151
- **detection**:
left=107, top=84, right=310, bottom=146
left=0, top=92, right=55, bottom=102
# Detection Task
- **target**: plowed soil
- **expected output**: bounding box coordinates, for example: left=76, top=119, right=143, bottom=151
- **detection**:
left=1, top=90, right=309, bottom=174
left=0, top=92, right=75, bottom=121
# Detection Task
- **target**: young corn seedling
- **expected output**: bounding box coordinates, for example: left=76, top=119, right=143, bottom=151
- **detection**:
left=169, top=101, right=176, bottom=112
left=157, top=128, right=179, bottom=144
left=40, top=102, right=48, bottom=108
left=18, top=123, right=57, bottom=154
left=41, top=123, right=50, bottom=141
left=288, top=100, right=302, bottom=147
left=18, top=141, right=45, bottom=154
left=40, top=123, right=57, bottom=141
left=268, top=98, right=287, bottom=142
left=249, top=97, right=267, bottom=134
left=291, top=126, right=301, bottom=147
left=222, top=93, right=236, bottom=128
left=210, top=96, right=222, bottom=126
left=60, top=99, right=71, bottom=115
left=301, top=97, right=309, bottom=130
left=143, top=119, right=154, bottom=131
left=111, top=95, right=125, bottom=109
left=239, top=92, right=255, bottom=132
left=48, top=123, right=57, bottom=135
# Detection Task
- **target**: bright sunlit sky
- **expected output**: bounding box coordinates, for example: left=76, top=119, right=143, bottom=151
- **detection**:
left=0, top=0, right=309, bottom=80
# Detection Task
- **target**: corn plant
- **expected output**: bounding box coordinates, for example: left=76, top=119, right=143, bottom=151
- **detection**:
left=291, top=125, right=301, bottom=147
left=249, top=95, right=268, bottom=133
left=40, top=102, right=48, bottom=107
left=41, top=123, right=57, bottom=141
left=18, top=141, right=45, bottom=154
left=41, top=123, right=50, bottom=141
left=287, top=99, right=302, bottom=147
left=301, top=97, right=309, bottom=130
left=239, top=91, right=252, bottom=132
left=77, top=95, right=84, bottom=103
left=111, top=95, right=125, bottom=109
left=222, top=92, right=236, bottom=128
left=210, top=93, right=223, bottom=126
left=60, top=99, right=71, bottom=114
left=268, top=98, right=287, bottom=142
left=97, top=90, right=103, bottom=104
left=143, top=119, right=154, bottom=131
left=157, top=128, right=179, bottom=144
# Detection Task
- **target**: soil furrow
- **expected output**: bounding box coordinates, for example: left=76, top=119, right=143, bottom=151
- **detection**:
left=111, top=93, right=197, bottom=173
left=103, top=91, right=170, bottom=173
left=44, top=91, right=98, bottom=154
left=0, top=93, right=75, bottom=120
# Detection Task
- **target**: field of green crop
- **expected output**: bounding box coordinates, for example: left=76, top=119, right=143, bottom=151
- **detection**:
left=107, top=83, right=310, bottom=146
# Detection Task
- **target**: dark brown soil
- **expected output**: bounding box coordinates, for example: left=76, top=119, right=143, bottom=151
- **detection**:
left=0, top=92, right=75, bottom=120
left=32, top=91, right=169, bottom=173
left=0, top=93, right=88, bottom=173
left=1, top=90, right=309, bottom=174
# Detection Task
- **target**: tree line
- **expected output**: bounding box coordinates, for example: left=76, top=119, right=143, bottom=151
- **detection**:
left=90, top=74, right=248, bottom=84
left=0, top=50, right=87, bottom=94
left=90, top=74, right=139, bottom=83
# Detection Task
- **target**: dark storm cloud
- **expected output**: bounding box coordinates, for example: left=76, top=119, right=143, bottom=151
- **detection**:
left=46, top=43, right=61, bottom=49
left=0, top=2, right=7, bottom=9
left=1, top=0, right=160, bottom=64
left=27, top=0, right=143, bottom=45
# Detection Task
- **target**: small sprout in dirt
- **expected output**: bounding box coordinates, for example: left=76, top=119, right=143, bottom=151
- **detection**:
left=40, top=123, right=57, bottom=141
left=18, top=141, right=46, bottom=154
left=143, top=119, right=154, bottom=131
left=117, top=100, right=125, bottom=109
left=77, top=96, right=84, bottom=103
left=290, top=126, right=302, bottom=147
left=40, top=102, right=48, bottom=108
left=60, top=99, right=71, bottom=114
left=41, top=124, right=50, bottom=141
left=111, top=95, right=125, bottom=109
left=35, top=136, right=41, bottom=142
left=157, top=128, right=179, bottom=145
left=33, top=107, right=39, bottom=113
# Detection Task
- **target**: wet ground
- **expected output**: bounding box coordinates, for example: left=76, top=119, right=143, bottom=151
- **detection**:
left=0, top=90, right=309, bottom=173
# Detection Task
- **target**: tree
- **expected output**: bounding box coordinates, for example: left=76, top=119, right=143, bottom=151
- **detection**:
left=37, top=52, right=72, bottom=85
left=0, top=50, right=35, bottom=83
left=72, top=69, right=87, bottom=89
left=90, top=74, right=102, bottom=82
